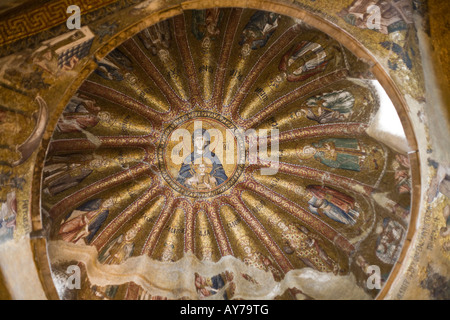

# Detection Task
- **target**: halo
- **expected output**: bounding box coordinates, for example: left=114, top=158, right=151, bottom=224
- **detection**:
left=297, top=145, right=316, bottom=160
left=102, top=197, right=116, bottom=208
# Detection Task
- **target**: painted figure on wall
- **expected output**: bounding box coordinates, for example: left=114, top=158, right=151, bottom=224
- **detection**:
left=380, top=40, right=414, bottom=71
left=279, top=41, right=328, bottom=82
left=298, top=138, right=384, bottom=172
left=420, top=265, right=450, bottom=300
left=428, top=161, right=450, bottom=203
left=138, top=20, right=171, bottom=57
left=199, top=246, right=214, bottom=262
left=338, top=0, right=413, bottom=34
left=56, top=114, right=100, bottom=133
left=305, top=185, right=360, bottom=225
left=56, top=94, right=102, bottom=134
left=239, top=11, right=280, bottom=53
left=43, top=155, right=108, bottom=196
left=94, top=59, right=124, bottom=81
left=176, top=129, right=228, bottom=189
left=247, top=251, right=282, bottom=281
left=393, top=154, right=411, bottom=194
left=92, top=223, right=141, bottom=299
left=239, top=236, right=282, bottom=281
left=108, top=48, right=133, bottom=71
left=57, top=198, right=114, bottom=245
left=0, top=171, right=25, bottom=191
left=43, top=162, right=92, bottom=196
left=280, top=222, right=340, bottom=274
left=98, top=224, right=140, bottom=265
left=355, top=254, right=371, bottom=275
left=194, top=271, right=234, bottom=299
left=375, top=218, right=405, bottom=265
left=191, top=9, right=222, bottom=41
left=160, top=241, right=176, bottom=262
left=63, top=93, right=99, bottom=114
left=184, top=157, right=218, bottom=190
left=300, top=90, right=355, bottom=124
left=0, top=191, right=16, bottom=244
left=338, top=0, right=416, bottom=72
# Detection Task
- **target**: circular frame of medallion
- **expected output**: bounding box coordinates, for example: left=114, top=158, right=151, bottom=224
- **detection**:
left=157, top=111, right=246, bottom=198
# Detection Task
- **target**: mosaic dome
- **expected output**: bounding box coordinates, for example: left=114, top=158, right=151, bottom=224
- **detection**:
left=42, top=8, right=414, bottom=300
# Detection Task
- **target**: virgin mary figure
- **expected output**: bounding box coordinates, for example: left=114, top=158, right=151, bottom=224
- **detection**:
left=176, top=128, right=228, bottom=189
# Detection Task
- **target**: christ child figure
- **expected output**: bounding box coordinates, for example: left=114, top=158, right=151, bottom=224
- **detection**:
left=185, top=157, right=217, bottom=190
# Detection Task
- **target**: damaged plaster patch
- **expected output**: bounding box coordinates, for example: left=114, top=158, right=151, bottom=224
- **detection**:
left=0, top=237, right=47, bottom=299
left=48, top=240, right=370, bottom=300
left=283, top=268, right=370, bottom=300
left=366, top=80, right=409, bottom=154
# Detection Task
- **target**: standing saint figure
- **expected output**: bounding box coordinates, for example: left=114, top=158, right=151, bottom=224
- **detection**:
left=280, top=222, right=340, bottom=274
left=98, top=223, right=140, bottom=265
left=393, top=154, right=411, bottom=194
left=92, top=223, right=141, bottom=299
left=301, top=90, right=355, bottom=124
left=94, top=59, right=124, bottom=81
left=239, top=11, right=280, bottom=51
left=375, top=218, right=405, bottom=265
left=191, top=8, right=222, bottom=40
left=238, top=236, right=282, bottom=281
left=279, top=41, right=328, bottom=82
left=176, top=128, right=228, bottom=189
left=305, top=185, right=360, bottom=225
left=56, top=113, right=100, bottom=133
left=138, top=20, right=171, bottom=56
left=0, top=191, right=16, bottom=243
left=298, top=138, right=383, bottom=172
left=57, top=198, right=114, bottom=245
left=43, top=155, right=108, bottom=196
left=338, top=0, right=413, bottom=35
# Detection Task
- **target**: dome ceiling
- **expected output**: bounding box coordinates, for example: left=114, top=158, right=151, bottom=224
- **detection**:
left=42, top=7, right=413, bottom=300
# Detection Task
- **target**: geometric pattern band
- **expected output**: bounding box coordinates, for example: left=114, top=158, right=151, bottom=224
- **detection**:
left=0, top=0, right=116, bottom=46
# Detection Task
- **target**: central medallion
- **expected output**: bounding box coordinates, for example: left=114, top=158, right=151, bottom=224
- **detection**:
left=158, top=111, right=246, bottom=198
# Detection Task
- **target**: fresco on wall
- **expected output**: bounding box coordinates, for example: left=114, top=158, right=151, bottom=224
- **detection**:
left=0, top=0, right=447, bottom=301
left=338, top=0, right=413, bottom=35
left=32, top=8, right=417, bottom=300
left=336, top=0, right=423, bottom=97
